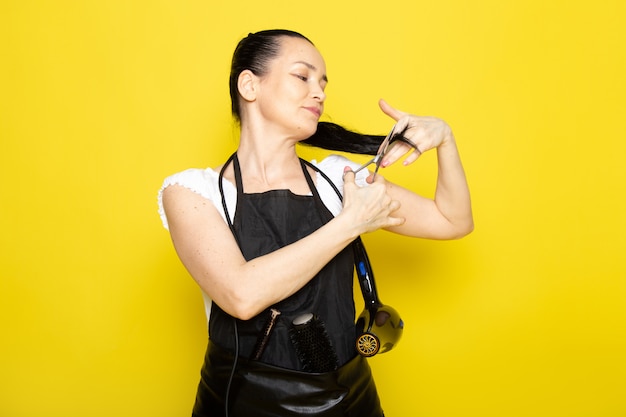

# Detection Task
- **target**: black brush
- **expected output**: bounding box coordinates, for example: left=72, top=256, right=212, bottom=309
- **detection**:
left=289, top=313, right=339, bottom=373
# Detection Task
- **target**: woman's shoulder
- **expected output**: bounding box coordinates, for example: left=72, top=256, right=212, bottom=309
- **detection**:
left=310, top=154, right=368, bottom=217
left=313, top=154, right=368, bottom=186
left=157, top=166, right=234, bottom=230
left=160, top=167, right=220, bottom=198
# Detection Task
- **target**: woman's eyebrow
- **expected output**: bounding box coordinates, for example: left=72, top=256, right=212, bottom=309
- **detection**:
left=294, top=61, right=328, bottom=83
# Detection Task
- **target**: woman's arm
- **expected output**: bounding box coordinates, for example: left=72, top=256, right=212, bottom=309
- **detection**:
left=162, top=169, right=403, bottom=320
left=374, top=99, right=474, bottom=239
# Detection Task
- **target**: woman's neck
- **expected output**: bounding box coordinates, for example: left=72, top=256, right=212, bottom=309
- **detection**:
left=234, top=128, right=312, bottom=194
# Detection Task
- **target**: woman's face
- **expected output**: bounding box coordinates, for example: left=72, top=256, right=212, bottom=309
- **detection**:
left=253, top=36, right=328, bottom=139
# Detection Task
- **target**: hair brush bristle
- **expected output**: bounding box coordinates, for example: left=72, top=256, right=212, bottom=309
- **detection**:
left=289, top=313, right=339, bottom=373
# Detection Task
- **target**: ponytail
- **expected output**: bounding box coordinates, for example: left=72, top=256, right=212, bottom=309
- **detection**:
left=301, top=122, right=384, bottom=156
left=302, top=121, right=412, bottom=156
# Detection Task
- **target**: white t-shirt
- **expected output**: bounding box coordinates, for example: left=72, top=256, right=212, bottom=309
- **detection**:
left=157, top=154, right=369, bottom=320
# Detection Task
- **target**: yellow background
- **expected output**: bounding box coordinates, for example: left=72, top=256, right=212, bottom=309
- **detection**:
left=1, top=0, right=625, bottom=416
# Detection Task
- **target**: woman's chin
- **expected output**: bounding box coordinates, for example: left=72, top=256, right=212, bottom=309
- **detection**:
left=294, top=123, right=319, bottom=140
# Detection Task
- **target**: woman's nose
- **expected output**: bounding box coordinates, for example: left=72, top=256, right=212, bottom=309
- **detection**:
left=311, top=86, right=326, bottom=102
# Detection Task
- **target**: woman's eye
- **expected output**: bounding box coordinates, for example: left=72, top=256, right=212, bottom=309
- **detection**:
left=294, top=74, right=308, bottom=82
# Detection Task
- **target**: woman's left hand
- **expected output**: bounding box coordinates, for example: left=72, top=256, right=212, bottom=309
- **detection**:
left=370, top=98, right=473, bottom=240
left=377, top=98, right=454, bottom=169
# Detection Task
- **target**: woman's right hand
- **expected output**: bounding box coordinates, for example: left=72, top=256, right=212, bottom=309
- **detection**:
left=340, top=167, right=404, bottom=235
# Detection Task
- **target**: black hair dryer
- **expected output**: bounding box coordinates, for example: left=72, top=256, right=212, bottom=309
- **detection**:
left=353, top=237, right=404, bottom=357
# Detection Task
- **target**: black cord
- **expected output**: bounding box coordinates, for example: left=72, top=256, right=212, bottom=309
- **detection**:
left=219, top=155, right=240, bottom=417
left=224, top=318, right=239, bottom=417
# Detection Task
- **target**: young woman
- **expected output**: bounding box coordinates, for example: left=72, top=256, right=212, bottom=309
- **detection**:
left=158, top=29, right=473, bottom=417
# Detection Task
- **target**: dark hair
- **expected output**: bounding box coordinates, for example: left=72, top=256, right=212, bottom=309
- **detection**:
left=301, top=122, right=383, bottom=155
left=230, top=29, right=385, bottom=156
left=230, top=29, right=311, bottom=122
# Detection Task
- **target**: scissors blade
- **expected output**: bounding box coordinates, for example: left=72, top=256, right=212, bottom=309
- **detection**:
left=372, top=124, right=396, bottom=179
left=353, top=156, right=376, bottom=175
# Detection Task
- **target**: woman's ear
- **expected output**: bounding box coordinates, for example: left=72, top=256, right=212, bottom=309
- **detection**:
left=237, top=70, right=257, bottom=102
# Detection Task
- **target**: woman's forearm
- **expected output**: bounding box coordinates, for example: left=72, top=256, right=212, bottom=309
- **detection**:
left=433, top=134, right=474, bottom=237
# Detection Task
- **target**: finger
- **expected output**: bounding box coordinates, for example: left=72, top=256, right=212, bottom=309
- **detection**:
left=365, top=170, right=387, bottom=184
left=401, top=151, right=421, bottom=166
left=388, top=216, right=406, bottom=227
left=342, top=166, right=355, bottom=183
left=378, top=98, right=407, bottom=122
left=397, top=141, right=424, bottom=164
left=389, top=199, right=401, bottom=213
left=380, top=141, right=416, bottom=168
left=370, top=171, right=388, bottom=185
left=385, top=200, right=405, bottom=227
left=393, top=115, right=411, bottom=135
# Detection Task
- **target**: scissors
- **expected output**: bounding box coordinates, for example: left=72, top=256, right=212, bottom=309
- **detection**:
left=352, top=124, right=397, bottom=180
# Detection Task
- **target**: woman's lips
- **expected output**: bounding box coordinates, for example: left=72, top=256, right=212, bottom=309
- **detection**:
left=304, top=106, right=322, bottom=118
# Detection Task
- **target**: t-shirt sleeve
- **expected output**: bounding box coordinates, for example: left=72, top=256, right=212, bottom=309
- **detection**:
left=157, top=167, right=236, bottom=230
left=314, top=154, right=370, bottom=217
